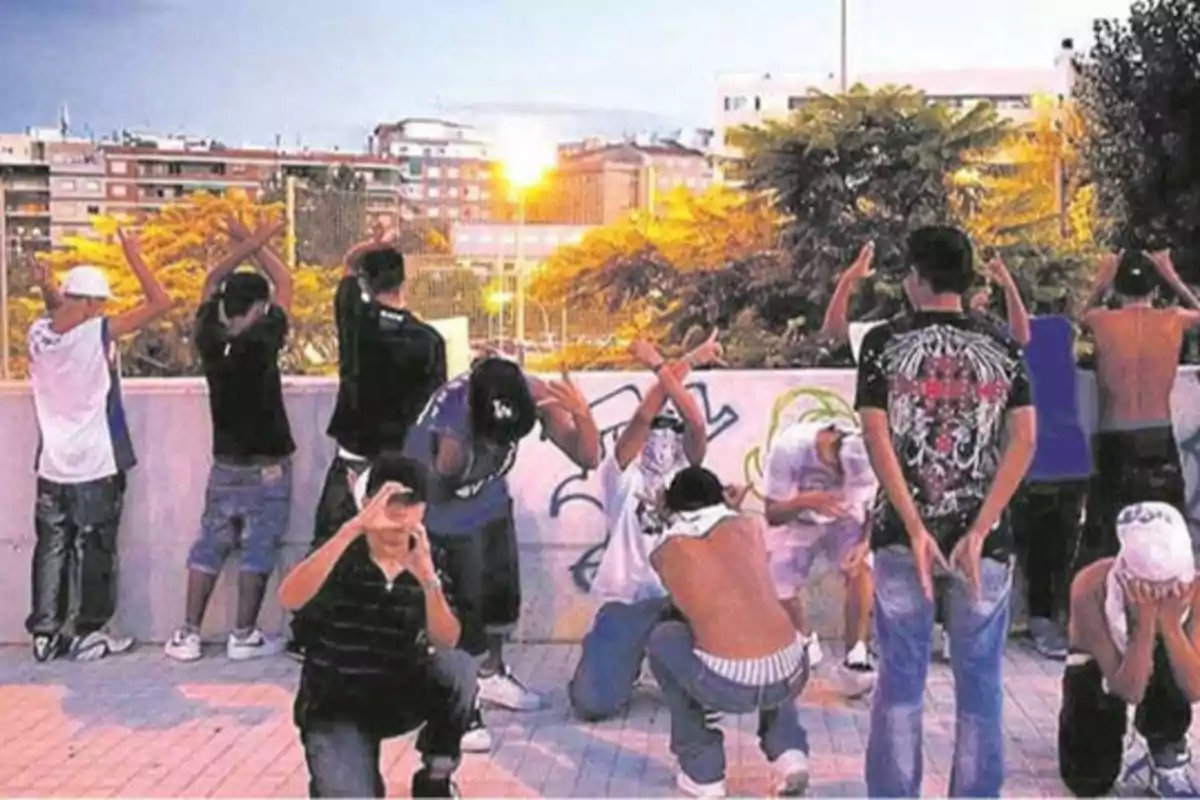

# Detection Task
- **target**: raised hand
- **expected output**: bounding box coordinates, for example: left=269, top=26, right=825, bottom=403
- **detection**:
left=537, top=372, right=591, bottom=419
left=984, top=256, right=1015, bottom=288
left=688, top=329, right=726, bottom=368
left=846, top=242, right=876, bottom=282
left=629, top=339, right=662, bottom=368
left=224, top=215, right=254, bottom=242
left=404, top=522, right=439, bottom=585
left=355, top=481, right=411, bottom=532
left=1147, top=249, right=1178, bottom=279
left=1097, top=251, right=1122, bottom=287
left=116, top=227, right=142, bottom=261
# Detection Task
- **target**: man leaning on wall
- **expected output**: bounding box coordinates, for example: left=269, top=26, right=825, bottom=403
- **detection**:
left=25, top=231, right=173, bottom=663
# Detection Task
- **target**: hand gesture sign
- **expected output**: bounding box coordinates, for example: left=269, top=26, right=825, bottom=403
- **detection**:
left=949, top=530, right=986, bottom=601
left=911, top=527, right=950, bottom=602
left=629, top=339, right=662, bottom=368
left=354, top=481, right=411, bottom=533
left=116, top=227, right=142, bottom=261
left=1098, top=251, right=1123, bottom=287
left=723, top=484, right=750, bottom=510
left=404, top=523, right=439, bottom=585
left=538, top=373, right=591, bottom=419
left=223, top=215, right=254, bottom=242
left=846, top=242, right=876, bottom=282
left=688, top=329, right=726, bottom=368
left=984, top=256, right=1015, bottom=289
left=26, top=251, right=51, bottom=287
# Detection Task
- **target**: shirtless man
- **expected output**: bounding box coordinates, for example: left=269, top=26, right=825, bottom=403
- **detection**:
left=647, top=466, right=810, bottom=798
left=1074, top=250, right=1200, bottom=569
left=1059, top=501, right=1200, bottom=797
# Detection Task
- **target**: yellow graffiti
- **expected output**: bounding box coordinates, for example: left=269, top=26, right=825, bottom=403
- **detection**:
left=742, top=386, right=859, bottom=499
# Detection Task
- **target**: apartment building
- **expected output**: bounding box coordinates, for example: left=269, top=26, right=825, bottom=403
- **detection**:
left=371, top=118, right=497, bottom=223
left=530, top=138, right=713, bottom=225
left=714, top=40, right=1079, bottom=163
left=102, top=136, right=404, bottom=226
left=0, top=133, right=52, bottom=256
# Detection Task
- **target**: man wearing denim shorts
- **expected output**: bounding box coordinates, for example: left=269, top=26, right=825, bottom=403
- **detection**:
left=764, top=420, right=878, bottom=697
left=165, top=218, right=296, bottom=661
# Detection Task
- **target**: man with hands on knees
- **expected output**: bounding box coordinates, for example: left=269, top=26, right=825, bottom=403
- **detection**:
left=1059, top=501, right=1200, bottom=798
left=279, top=454, right=475, bottom=798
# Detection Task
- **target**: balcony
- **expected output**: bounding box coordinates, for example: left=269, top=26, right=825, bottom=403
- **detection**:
left=3, top=179, right=51, bottom=193
left=4, top=204, right=50, bottom=218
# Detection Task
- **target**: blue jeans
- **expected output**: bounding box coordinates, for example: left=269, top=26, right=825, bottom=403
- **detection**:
left=646, top=620, right=810, bottom=785
left=188, top=458, right=292, bottom=575
left=569, top=597, right=671, bottom=721
left=866, top=545, right=1012, bottom=798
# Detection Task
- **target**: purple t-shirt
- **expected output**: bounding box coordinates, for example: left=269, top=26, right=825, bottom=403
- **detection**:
left=403, top=374, right=519, bottom=534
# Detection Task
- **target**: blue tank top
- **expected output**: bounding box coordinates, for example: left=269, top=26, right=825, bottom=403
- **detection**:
left=403, top=374, right=519, bottom=534
left=1026, top=315, right=1092, bottom=481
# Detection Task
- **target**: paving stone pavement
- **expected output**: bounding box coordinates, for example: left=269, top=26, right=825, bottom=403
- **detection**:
left=0, top=641, right=1194, bottom=797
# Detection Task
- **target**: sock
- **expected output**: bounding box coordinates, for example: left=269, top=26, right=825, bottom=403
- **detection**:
left=232, top=627, right=255, bottom=641
left=182, top=623, right=200, bottom=636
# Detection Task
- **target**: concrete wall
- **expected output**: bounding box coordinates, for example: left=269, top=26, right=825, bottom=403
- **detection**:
left=6, top=368, right=1200, bottom=645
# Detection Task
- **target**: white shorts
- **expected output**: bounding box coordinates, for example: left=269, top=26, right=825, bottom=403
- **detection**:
left=768, top=522, right=870, bottom=597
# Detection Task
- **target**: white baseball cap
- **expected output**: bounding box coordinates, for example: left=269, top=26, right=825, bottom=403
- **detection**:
left=61, top=266, right=112, bottom=300
left=1116, top=501, right=1195, bottom=584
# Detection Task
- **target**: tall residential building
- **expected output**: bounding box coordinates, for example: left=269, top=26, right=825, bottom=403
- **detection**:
left=715, top=40, right=1079, bottom=164
left=529, top=138, right=713, bottom=225
left=0, top=133, right=52, bottom=256
left=371, top=118, right=497, bottom=223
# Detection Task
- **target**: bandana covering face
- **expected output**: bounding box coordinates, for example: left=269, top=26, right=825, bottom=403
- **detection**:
left=1104, top=501, right=1195, bottom=653
left=640, top=428, right=686, bottom=486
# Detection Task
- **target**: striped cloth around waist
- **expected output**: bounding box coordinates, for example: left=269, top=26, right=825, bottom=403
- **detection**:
left=695, top=633, right=806, bottom=687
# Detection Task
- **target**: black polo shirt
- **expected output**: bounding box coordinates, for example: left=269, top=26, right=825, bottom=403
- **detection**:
left=293, top=536, right=458, bottom=736
left=326, top=276, right=448, bottom=458
left=194, top=301, right=295, bottom=461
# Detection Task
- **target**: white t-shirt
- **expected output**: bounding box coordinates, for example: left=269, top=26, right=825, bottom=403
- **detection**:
left=763, top=423, right=877, bottom=548
left=590, top=455, right=678, bottom=603
left=29, top=316, right=136, bottom=483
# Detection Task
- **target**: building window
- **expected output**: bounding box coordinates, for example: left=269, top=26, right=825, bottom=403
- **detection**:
left=428, top=166, right=442, bottom=179
left=448, top=167, right=460, bottom=179
left=428, top=187, right=440, bottom=198
left=723, top=96, right=748, bottom=111
left=86, top=205, right=100, bottom=215
left=448, top=207, right=460, bottom=219
left=59, top=179, right=76, bottom=192
left=423, top=147, right=432, bottom=157
left=466, top=185, right=480, bottom=200
left=448, top=187, right=458, bottom=198
left=787, top=96, right=808, bottom=110
left=112, top=185, right=127, bottom=197
left=405, top=160, right=422, bottom=178
left=428, top=207, right=440, bottom=218
left=754, top=96, right=762, bottom=111
left=85, top=180, right=100, bottom=192
left=110, top=161, right=127, bottom=174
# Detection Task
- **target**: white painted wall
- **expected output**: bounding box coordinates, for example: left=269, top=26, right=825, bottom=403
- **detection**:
left=4, top=368, right=1200, bottom=644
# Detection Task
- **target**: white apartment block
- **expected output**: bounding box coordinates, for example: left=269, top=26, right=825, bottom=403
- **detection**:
left=715, top=41, right=1078, bottom=164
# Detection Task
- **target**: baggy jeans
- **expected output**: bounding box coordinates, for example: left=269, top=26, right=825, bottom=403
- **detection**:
left=569, top=597, right=672, bottom=720
left=865, top=545, right=1012, bottom=798
left=26, top=473, right=127, bottom=640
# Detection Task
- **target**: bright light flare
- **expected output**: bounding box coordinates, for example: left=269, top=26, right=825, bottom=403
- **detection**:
left=494, top=118, right=557, bottom=190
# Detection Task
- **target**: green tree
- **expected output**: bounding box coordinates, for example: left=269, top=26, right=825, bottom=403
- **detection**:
left=1075, top=0, right=1200, bottom=273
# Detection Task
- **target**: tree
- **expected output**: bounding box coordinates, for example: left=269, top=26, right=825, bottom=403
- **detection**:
left=1076, top=0, right=1200, bottom=274
left=28, top=191, right=341, bottom=377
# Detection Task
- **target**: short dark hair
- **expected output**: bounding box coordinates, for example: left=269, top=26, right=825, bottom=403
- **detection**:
left=1114, top=251, right=1158, bottom=298
left=664, top=466, right=726, bottom=513
left=907, top=226, right=974, bottom=294
left=365, top=451, right=428, bottom=505
left=220, top=271, right=270, bottom=318
left=468, top=357, right=537, bottom=446
left=359, top=249, right=406, bottom=296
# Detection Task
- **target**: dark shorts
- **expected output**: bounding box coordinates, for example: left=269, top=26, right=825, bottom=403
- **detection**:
left=428, top=508, right=521, bottom=657
left=188, top=458, right=292, bottom=575
left=1077, top=427, right=1186, bottom=570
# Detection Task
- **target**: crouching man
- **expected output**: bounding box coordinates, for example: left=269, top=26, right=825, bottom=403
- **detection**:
left=1059, top=501, right=1200, bottom=798
left=647, top=466, right=811, bottom=798
left=279, top=454, right=476, bottom=798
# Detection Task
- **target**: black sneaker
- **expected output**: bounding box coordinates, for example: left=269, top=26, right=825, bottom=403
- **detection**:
left=411, top=768, right=460, bottom=797
left=284, top=639, right=306, bottom=663
left=32, top=633, right=63, bottom=663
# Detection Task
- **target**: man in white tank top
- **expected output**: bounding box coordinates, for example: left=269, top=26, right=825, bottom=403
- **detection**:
left=25, top=231, right=172, bottom=663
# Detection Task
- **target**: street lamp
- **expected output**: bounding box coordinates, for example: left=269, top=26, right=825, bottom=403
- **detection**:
left=496, top=122, right=555, bottom=364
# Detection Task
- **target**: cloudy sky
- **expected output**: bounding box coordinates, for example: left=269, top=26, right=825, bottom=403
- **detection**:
left=0, top=0, right=1136, bottom=148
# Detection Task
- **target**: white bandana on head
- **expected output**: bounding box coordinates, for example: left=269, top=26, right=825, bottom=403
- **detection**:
left=1103, top=501, right=1195, bottom=654
left=651, top=503, right=740, bottom=556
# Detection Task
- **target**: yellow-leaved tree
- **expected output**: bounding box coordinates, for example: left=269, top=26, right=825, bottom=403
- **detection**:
left=22, top=190, right=342, bottom=377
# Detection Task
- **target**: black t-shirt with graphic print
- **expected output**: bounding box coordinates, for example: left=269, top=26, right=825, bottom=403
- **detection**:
left=854, top=310, right=1033, bottom=559
left=195, top=301, right=295, bottom=460
left=326, top=276, right=448, bottom=459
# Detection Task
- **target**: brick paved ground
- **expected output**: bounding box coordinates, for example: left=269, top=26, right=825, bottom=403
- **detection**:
left=0, top=641, right=1191, bottom=797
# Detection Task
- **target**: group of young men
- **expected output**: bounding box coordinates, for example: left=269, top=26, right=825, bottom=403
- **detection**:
left=21, top=215, right=1200, bottom=797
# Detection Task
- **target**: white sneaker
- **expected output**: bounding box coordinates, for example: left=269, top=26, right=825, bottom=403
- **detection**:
left=461, top=704, right=493, bottom=753
left=836, top=641, right=877, bottom=699
left=71, top=628, right=135, bottom=662
left=478, top=666, right=542, bottom=711
left=802, top=633, right=823, bottom=669
left=677, top=771, right=727, bottom=797
left=932, top=625, right=951, bottom=662
left=773, top=749, right=811, bottom=796
left=226, top=630, right=285, bottom=661
left=164, top=628, right=202, bottom=662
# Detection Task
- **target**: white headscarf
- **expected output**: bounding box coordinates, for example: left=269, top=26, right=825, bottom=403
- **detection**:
left=639, top=412, right=687, bottom=491
left=1103, top=501, right=1195, bottom=653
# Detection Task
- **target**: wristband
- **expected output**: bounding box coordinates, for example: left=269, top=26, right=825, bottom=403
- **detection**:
left=421, top=576, right=443, bottom=593
left=651, top=362, right=665, bottom=374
